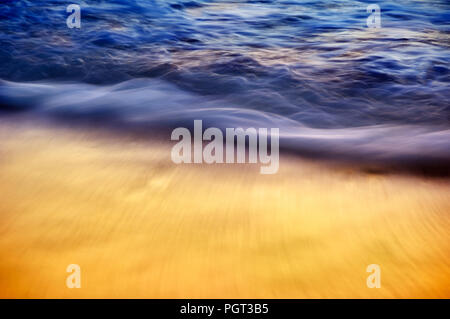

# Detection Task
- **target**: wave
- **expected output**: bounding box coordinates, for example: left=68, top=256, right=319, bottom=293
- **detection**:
left=1, top=78, right=449, bottom=174
left=1, top=1, right=449, bottom=173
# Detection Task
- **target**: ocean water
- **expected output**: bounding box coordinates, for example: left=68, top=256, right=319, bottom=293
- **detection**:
left=0, top=0, right=449, bottom=167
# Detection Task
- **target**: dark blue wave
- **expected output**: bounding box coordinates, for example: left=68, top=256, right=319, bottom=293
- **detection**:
left=0, top=1, right=449, bottom=169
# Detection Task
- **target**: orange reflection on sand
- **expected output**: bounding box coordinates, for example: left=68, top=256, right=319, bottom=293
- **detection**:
left=0, top=122, right=449, bottom=298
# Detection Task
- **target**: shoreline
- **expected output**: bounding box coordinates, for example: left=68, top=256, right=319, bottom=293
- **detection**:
left=2, top=114, right=449, bottom=179
left=0, top=119, right=449, bottom=298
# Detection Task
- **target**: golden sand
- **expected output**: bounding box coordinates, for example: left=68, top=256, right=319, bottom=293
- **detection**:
left=0, top=122, right=449, bottom=298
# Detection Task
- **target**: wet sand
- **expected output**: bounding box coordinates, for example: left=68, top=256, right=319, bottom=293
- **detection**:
left=0, top=121, right=449, bottom=298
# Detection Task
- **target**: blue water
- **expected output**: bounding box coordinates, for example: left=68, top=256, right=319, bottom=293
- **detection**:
left=0, top=0, right=449, bottom=167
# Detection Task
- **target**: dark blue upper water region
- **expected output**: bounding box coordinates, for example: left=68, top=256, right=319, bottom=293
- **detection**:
left=0, top=1, right=449, bottom=168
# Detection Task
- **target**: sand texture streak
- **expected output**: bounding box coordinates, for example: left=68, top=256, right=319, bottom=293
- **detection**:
left=0, top=122, right=449, bottom=298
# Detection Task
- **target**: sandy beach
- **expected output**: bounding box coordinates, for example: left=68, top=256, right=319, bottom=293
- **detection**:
left=0, top=120, right=448, bottom=298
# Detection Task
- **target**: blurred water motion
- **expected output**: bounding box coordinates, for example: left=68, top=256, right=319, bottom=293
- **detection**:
left=0, top=1, right=449, bottom=298
left=1, top=2, right=449, bottom=141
